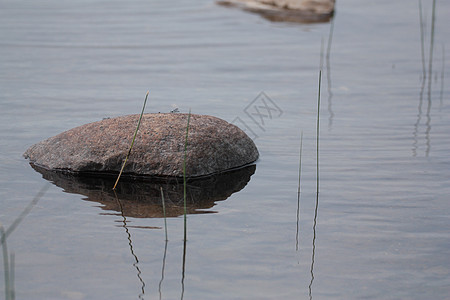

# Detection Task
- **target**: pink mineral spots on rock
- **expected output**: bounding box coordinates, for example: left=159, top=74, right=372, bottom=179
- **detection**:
left=24, top=113, right=259, bottom=177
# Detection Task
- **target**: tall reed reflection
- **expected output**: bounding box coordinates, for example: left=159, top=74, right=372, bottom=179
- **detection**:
left=419, top=0, right=427, bottom=81
left=114, top=192, right=146, bottom=299
left=424, top=0, right=437, bottom=157
left=160, top=187, right=168, bottom=241
left=158, top=240, right=168, bottom=300
left=427, top=0, right=436, bottom=104
left=1, top=184, right=49, bottom=300
left=413, top=0, right=440, bottom=157
left=308, top=192, right=319, bottom=300
left=1, top=225, right=13, bottom=300
left=181, top=238, right=187, bottom=300
left=413, top=0, right=425, bottom=157
left=309, top=68, right=322, bottom=300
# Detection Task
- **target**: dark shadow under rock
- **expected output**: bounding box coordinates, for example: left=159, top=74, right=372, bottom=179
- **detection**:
left=31, top=163, right=256, bottom=218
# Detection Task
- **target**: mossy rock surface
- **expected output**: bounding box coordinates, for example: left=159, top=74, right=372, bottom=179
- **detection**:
left=24, top=113, right=259, bottom=177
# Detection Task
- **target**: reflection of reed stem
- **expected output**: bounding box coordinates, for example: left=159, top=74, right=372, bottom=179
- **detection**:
left=413, top=0, right=427, bottom=157
left=160, top=187, right=168, bottom=241
left=181, top=238, right=187, bottom=300
left=413, top=78, right=425, bottom=157
left=9, top=253, right=14, bottom=300
left=113, top=91, right=149, bottom=190
left=0, top=184, right=48, bottom=300
left=427, top=0, right=436, bottom=94
left=114, top=192, right=146, bottom=299
left=309, top=192, right=319, bottom=300
left=309, top=68, right=322, bottom=300
left=159, top=240, right=168, bottom=300
left=1, top=225, right=11, bottom=300
left=425, top=0, right=436, bottom=157
left=419, top=0, right=426, bottom=80
left=1, top=184, right=49, bottom=245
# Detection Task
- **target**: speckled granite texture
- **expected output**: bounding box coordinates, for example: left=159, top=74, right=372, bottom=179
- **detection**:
left=24, top=113, right=259, bottom=177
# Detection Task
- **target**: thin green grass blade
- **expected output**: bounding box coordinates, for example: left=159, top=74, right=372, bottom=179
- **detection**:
left=296, top=130, right=303, bottom=251
left=317, top=70, right=321, bottom=194
left=183, top=110, right=191, bottom=242
left=113, top=91, right=149, bottom=190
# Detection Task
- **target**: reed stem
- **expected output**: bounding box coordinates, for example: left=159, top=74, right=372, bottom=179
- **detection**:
left=183, top=110, right=191, bottom=242
left=113, top=91, right=149, bottom=190
left=297, top=131, right=303, bottom=196
left=296, top=131, right=303, bottom=251
left=317, top=70, right=321, bottom=194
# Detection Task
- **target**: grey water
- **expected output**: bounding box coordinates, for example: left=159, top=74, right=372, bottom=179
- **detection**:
left=1, top=0, right=450, bottom=299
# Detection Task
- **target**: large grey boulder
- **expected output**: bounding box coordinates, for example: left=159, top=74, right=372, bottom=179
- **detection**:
left=218, top=0, right=335, bottom=23
left=24, top=113, right=259, bottom=177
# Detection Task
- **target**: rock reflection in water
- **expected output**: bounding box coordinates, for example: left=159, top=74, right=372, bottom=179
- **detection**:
left=31, top=164, right=256, bottom=218
left=217, top=1, right=334, bottom=24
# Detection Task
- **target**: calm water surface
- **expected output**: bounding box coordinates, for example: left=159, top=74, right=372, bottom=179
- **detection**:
left=1, top=0, right=449, bottom=299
